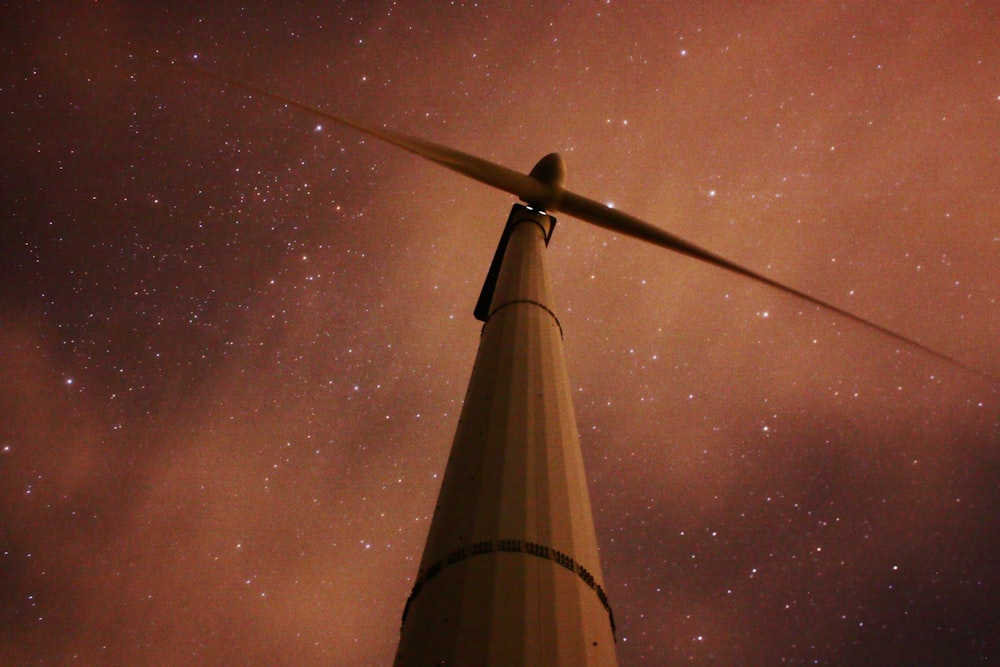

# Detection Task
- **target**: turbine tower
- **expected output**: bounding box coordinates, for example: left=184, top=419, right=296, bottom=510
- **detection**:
left=394, top=179, right=618, bottom=662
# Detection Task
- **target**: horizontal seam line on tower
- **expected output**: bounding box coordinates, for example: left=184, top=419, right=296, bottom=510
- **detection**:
left=399, top=537, right=615, bottom=640
left=485, top=299, right=564, bottom=339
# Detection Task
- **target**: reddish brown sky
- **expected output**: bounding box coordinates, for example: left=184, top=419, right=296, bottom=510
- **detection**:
left=2, top=2, right=998, bottom=665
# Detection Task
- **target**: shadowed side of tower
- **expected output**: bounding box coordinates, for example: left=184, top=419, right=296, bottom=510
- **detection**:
left=394, top=205, right=618, bottom=666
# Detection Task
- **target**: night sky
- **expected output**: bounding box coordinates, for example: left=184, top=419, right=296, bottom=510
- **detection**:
left=2, top=2, right=999, bottom=665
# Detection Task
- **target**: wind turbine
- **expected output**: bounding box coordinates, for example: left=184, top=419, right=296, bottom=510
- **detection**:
left=112, top=46, right=986, bottom=666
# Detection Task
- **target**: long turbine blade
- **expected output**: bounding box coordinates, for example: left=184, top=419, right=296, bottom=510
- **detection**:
left=558, top=191, right=983, bottom=376
left=103, top=39, right=555, bottom=207
left=108, top=39, right=986, bottom=379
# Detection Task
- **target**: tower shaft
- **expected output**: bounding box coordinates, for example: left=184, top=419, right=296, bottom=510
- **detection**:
left=394, top=205, right=618, bottom=666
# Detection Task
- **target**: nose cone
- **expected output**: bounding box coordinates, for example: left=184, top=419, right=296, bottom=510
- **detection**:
left=528, top=153, right=567, bottom=190
left=525, top=153, right=566, bottom=212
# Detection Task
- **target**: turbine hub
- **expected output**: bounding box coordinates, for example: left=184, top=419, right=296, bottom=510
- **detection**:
left=526, top=153, right=566, bottom=211
left=529, top=153, right=566, bottom=190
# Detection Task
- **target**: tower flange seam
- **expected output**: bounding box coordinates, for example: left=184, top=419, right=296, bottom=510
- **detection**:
left=400, top=537, right=615, bottom=640
left=484, top=298, right=564, bottom=339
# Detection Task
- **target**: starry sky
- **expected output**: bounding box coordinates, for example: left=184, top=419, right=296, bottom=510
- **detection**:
left=2, top=2, right=999, bottom=665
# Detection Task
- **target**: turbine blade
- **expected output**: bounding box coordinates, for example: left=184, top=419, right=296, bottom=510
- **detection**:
left=102, top=39, right=555, bottom=207
left=558, top=191, right=985, bottom=377
left=313, top=115, right=556, bottom=207
left=107, top=38, right=986, bottom=379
